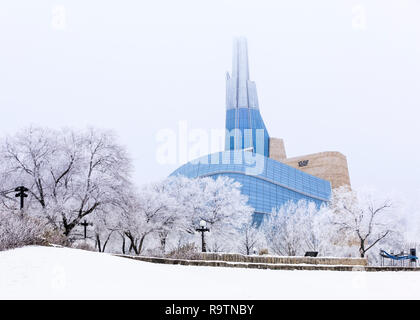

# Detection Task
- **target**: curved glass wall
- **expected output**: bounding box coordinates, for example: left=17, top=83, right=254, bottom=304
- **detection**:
left=170, top=150, right=331, bottom=224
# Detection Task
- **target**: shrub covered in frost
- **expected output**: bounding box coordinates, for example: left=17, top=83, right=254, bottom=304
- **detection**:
left=0, top=210, right=64, bottom=251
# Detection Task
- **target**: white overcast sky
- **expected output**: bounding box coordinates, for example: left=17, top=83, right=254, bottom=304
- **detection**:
left=0, top=1, right=419, bottom=202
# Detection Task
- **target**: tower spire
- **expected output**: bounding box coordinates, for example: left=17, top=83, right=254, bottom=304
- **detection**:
left=226, top=37, right=259, bottom=109
left=232, top=36, right=249, bottom=83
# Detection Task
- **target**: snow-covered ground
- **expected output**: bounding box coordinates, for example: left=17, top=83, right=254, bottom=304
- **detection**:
left=1, top=246, right=420, bottom=299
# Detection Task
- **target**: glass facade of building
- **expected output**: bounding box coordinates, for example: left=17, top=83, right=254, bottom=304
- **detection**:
left=170, top=150, right=331, bottom=224
left=225, top=108, right=270, bottom=157
left=170, top=37, right=332, bottom=223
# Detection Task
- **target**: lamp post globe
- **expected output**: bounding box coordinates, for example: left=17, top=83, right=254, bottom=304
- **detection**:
left=196, top=220, right=210, bottom=253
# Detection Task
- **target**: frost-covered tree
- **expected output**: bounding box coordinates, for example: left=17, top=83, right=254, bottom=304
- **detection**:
left=237, top=219, right=265, bottom=255
left=0, top=126, right=132, bottom=239
left=156, top=176, right=253, bottom=253
left=185, top=176, right=252, bottom=252
left=261, top=200, right=320, bottom=256
left=90, top=208, right=119, bottom=253
left=328, top=186, right=398, bottom=258
left=120, top=181, right=178, bottom=255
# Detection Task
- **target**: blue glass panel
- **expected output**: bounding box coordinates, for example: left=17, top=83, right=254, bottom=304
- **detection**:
left=170, top=150, right=331, bottom=223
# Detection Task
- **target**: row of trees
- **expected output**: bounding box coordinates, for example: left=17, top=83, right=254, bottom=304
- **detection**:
left=255, top=187, right=404, bottom=263
left=92, top=175, right=253, bottom=255
left=0, top=126, right=411, bottom=264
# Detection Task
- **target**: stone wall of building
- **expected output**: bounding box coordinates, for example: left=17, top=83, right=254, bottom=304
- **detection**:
left=268, top=137, right=287, bottom=161
left=283, top=151, right=351, bottom=189
left=268, top=137, right=351, bottom=189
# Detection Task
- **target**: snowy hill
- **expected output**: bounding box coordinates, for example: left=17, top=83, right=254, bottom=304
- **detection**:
left=1, top=246, right=420, bottom=299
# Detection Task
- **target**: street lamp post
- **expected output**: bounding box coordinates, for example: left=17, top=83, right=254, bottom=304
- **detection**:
left=196, top=220, right=210, bottom=253
left=79, top=220, right=93, bottom=239
left=15, top=186, right=28, bottom=210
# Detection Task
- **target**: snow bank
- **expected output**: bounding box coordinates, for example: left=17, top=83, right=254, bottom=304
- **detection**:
left=1, top=246, right=419, bottom=299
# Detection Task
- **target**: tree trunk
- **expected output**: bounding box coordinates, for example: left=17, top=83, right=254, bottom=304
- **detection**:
left=137, top=235, right=147, bottom=255
left=96, top=234, right=102, bottom=252
left=121, top=234, right=126, bottom=255
left=360, top=239, right=365, bottom=258
left=124, top=232, right=147, bottom=255
left=160, top=235, right=167, bottom=254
